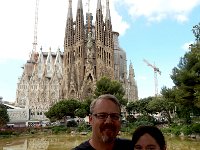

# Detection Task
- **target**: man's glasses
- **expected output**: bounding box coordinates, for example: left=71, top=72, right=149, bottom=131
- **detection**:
left=92, top=113, right=121, bottom=121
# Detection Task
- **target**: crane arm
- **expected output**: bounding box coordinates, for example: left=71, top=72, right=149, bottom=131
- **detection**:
left=143, top=59, right=154, bottom=68
left=143, top=59, right=161, bottom=74
left=143, top=58, right=161, bottom=96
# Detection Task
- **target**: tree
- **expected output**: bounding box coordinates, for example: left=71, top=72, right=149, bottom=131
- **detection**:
left=126, top=97, right=156, bottom=125
left=158, top=86, right=177, bottom=123
left=75, top=98, right=92, bottom=118
left=147, top=97, right=174, bottom=124
left=94, top=76, right=127, bottom=106
left=45, top=99, right=81, bottom=121
left=0, top=104, right=9, bottom=127
left=170, top=23, right=200, bottom=123
left=75, top=108, right=87, bottom=118
left=81, top=98, right=92, bottom=115
left=126, top=101, right=138, bottom=115
left=126, top=97, right=153, bottom=115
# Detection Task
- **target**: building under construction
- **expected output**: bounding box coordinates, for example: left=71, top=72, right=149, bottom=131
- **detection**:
left=15, top=0, right=138, bottom=120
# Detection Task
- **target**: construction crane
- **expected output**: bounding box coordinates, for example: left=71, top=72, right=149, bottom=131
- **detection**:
left=30, top=0, right=39, bottom=63
left=143, top=59, right=161, bottom=97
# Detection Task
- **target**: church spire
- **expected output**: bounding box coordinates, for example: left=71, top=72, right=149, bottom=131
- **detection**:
left=128, top=61, right=138, bottom=100
left=86, top=0, right=93, bottom=34
left=75, top=0, right=84, bottom=42
left=97, top=0, right=102, bottom=10
left=104, top=0, right=113, bottom=48
left=64, top=0, right=74, bottom=48
left=129, top=61, right=135, bottom=77
left=67, top=0, right=72, bottom=19
left=95, top=0, right=104, bottom=43
left=105, top=0, right=111, bottom=21
left=77, top=0, right=83, bottom=9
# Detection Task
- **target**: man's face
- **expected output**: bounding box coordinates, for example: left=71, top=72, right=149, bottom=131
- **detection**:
left=89, top=99, right=121, bottom=143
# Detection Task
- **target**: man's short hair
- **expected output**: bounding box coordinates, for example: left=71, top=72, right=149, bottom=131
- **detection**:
left=90, top=94, right=121, bottom=114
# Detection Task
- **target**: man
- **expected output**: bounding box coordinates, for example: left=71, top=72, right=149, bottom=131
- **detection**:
left=73, top=94, right=131, bottom=150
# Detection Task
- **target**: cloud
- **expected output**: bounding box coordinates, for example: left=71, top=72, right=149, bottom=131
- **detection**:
left=81, top=0, right=130, bottom=35
left=0, top=0, right=35, bottom=63
left=121, top=0, right=200, bottom=23
left=0, top=0, right=129, bottom=63
left=2, top=0, right=199, bottom=63
left=181, top=41, right=194, bottom=51
left=108, top=0, right=130, bottom=35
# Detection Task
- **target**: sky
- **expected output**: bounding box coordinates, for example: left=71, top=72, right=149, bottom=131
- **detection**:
left=0, top=0, right=200, bottom=102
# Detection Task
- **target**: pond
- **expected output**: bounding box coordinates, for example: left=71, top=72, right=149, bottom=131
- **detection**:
left=0, top=134, right=199, bottom=150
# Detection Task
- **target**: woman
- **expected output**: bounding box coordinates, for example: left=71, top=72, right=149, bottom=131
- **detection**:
left=132, top=126, right=166, bottom=150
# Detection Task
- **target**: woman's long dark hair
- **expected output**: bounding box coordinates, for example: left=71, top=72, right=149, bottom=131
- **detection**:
left=132, top=126, right=166, bottom=150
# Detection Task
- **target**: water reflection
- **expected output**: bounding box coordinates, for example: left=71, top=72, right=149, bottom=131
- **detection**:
left=1, top=134, right=200, bottom=150
left=1, top=135, right=88, bottom=150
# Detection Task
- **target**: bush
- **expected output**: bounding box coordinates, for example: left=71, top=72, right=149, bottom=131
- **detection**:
left=160, top=127, right=171, bottom=134
left=133, top=115, right=155, bottom=126
left=134, top=121, right=154, bottom=126
left=161, top=124, right=180, bottom=136
left=77, top=123, right=91, bottom=132
left=171, top=127, right=181, bottom=136
left=120, top=123, right=136, bottom=134
left=126, top=115, right=136, bottom=123
left=191, top=123, right=200, bottom=133
left=52, top=126, right=68, bottom=134
left=181, top=125, right=192, bottom=135
left=67, top=120, right=78, bottom=127
left=0, top=130, right=13, bottom=136
left=167, top=124, right=182, bottom=136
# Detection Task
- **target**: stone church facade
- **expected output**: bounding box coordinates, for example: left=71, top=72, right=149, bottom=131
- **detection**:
left=15, top=0, right=138, bottom=120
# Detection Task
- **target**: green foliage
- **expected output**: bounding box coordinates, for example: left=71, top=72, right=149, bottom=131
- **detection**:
left=126, top=115, right=136, bottom=123
left=177, top=102, right=193, bottom=124
left=94, top=76, right=127, bottom=106
left=160, top=127, right=171, bottom=134
left=126, top=102, right=137, bottom=115
left=75, top=108, right=87, bottom=118
left=171, top=127, right=181, bottom=136
left=77, top=123, right=91, bottom=132
left=0, top=104, right=9, bottom=127
left=120, top=122, right=136, bottom=134
left=181, top=125, right=193, bottom=135
left=162, top=123, right=200, bottom=136
left=169, top=25, right=200, bottom=123
left=45, top=99, right=81, bottom=121
left=134, top=115, right=155, bottom=126
left=171, top=49, right=200, bottom=94
left=75, top=98, right=92, bottom=117
left=191, top=123, right=200, bottom=133
left=147, top=96, right=175, bottom=124
left=51, top=126, right=69, bottom=134
left=126, top=97, right=153, bottom=116
left=0, top=130, right=13, bottom=136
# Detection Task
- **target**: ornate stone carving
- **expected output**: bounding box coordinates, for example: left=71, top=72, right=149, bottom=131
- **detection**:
left=7, top=109, right=29, bottom=122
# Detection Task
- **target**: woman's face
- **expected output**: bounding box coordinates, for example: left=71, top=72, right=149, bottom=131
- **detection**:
left=134, top=133, right=160, bottom=150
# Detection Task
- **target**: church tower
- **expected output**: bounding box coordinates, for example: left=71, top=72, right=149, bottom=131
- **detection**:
left=127, top=62, right=138, bottom=101
left=15, top=0, right=138, bottom=120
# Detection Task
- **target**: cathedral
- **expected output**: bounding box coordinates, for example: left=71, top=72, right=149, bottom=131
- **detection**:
left=15, top=0, right=138, bottom=120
